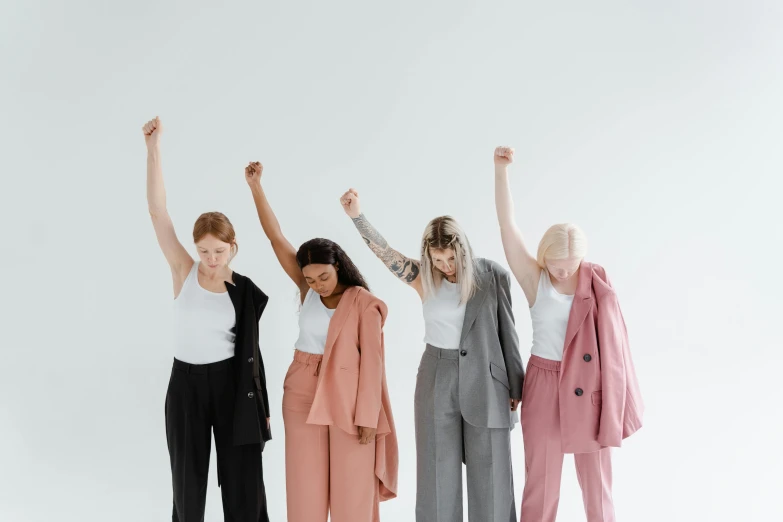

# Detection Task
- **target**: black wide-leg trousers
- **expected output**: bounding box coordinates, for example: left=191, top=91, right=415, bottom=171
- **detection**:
left=165, top=357, right=269, bottom=522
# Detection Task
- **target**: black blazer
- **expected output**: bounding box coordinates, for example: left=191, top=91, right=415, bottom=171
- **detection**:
left=225, top=270, right=271, bottom=448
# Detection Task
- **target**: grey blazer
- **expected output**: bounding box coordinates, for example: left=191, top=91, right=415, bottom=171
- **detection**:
left=457, top=258, right=524, bottom=429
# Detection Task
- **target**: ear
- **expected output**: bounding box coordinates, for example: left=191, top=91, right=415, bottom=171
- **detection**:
left=334, top=262, right=340, bottom=271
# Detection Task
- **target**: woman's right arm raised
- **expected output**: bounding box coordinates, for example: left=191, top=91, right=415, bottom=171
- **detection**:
left=340, top=188, right=423, bottom=296
left=144, top=117, right=193, bottom=297
left=493, top=146, right=540, bottom=307
left=245, top=162, right=308, bottom=297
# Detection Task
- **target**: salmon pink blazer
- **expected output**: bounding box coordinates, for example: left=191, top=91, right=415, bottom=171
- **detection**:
left=305, top=286, right=399, bottom=500
left=554, top=261, right=643, bottom=453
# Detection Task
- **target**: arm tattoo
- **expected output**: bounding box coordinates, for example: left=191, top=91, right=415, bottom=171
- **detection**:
left=353, top=214, right=420, bottom=283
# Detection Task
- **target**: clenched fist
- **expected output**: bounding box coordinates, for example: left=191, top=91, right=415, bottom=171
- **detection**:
left=494, top=146, right=514, bottom=166
left=142, top=116, right=162, bottom=149
left=339, top=188, right=361, bottom=219
left=245, top=161, right=263, bottom=187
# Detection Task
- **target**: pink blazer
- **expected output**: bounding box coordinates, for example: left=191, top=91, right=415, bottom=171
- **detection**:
left=554, top=262, right=643, bottom=453
left=305, top=286, right=399, bottom=500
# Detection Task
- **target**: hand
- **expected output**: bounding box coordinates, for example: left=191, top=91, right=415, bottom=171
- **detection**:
left=266, top=417, right=270, bottom=429
left=142, top=116, right=162, bottom=149
left=494, top=146, right=514, bottom=167
left=340, top=188, right=361, bottom=219
left=245, top=161, right=263, bottom=187
left=358, top=426, right=376, bottom=444
left=510, top=398, right=520, bottom=411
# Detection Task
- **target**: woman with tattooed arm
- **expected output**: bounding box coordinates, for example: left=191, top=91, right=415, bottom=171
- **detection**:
left=340, top=189, right=525, bottom=522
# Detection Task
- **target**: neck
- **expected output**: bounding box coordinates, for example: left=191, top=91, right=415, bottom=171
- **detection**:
left=200, top=263, right=230, bottom=280
left=321, top=284, right=348, bottom=308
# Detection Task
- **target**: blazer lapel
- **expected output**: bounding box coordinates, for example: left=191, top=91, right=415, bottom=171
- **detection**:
left=321, top=286, right=359, bottom=370
left=224, top=270, right=243, bottom=325
left=459, top=271, right=493, bottom=344
left=561, top=262, right=594, bottom=360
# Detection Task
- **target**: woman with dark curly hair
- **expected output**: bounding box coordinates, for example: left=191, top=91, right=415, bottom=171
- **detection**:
left=245, top=162, right=399, bottom=522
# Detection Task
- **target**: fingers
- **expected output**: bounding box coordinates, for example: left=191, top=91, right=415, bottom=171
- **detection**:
left=494, top=145, right=514, bottom=158
left=244, top=162, right=263, bottom=179
left=142, top=117, right=161, bottom=136
left=339, top=188, right=359, bottom=205
left=357, top=427, right=375, bottom=444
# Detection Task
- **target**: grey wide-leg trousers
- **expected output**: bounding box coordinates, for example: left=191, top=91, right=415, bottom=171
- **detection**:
left=414, top=344, right=516, bottom=522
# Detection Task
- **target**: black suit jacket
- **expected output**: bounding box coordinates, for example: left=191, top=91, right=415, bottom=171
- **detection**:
left=225, top=270, right=271, bottom=448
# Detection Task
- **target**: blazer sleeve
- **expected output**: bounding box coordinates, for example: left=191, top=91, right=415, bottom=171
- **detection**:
left=252, top=283, right=271, bottom=421
left=354, top=301, right=386, bottom=429
left=596, top=291, right=628, bottom=448
left=496, top=269, right=524, bottom=399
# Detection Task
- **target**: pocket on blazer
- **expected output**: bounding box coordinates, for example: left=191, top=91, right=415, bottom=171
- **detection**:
left=489, top=362, right=510, bottom=390
left=591, top=390, right=602, bottom=406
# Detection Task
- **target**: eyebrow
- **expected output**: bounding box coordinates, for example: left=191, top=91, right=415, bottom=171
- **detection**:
left=305, top=271, right=329, bottom=279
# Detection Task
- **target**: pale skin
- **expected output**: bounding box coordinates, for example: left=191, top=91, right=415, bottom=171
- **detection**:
left=245, top=162, right=375, bottom=444
left=340, top=189, right=520, bottom=412
left=142, top=116, right=269, bottom=429
left=493, top=146, right=583, bottom=305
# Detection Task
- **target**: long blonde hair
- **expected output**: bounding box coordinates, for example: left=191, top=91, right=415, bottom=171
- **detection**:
left=420, top=216, right=477, bottom=303
left=536, top=223, right=587, bottom=267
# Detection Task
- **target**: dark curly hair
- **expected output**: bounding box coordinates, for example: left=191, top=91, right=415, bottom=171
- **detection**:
left=295, top=238, right=370, bottom=291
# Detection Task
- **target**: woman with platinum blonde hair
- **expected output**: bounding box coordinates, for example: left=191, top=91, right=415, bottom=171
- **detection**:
left=494, top=146, right=643, bottom=522
left=340, top=188, right=525, bottom=522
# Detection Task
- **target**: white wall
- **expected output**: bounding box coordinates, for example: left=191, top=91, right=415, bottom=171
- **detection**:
left=1, top=1, right=781, bottom=520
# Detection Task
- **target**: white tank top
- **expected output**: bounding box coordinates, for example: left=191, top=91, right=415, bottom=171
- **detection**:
left=173, top=261, right=236, bottom=364
left=422, top=279, right=466, bottom=349
left=530, top=269, right=574, bottom=361
left=294, top=288, right=335, bottom=354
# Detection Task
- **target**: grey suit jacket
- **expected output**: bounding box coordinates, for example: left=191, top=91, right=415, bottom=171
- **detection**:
left=457, top=258, right=524, bottom=429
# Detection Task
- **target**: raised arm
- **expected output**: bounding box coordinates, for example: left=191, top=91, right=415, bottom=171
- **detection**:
left=493, top=146, right=541, bottom=307
left=340, top=189, right=423, bottom=296
left=143, top=117, right=193, bottom=297
left=245, top=162, right=308, bottom=297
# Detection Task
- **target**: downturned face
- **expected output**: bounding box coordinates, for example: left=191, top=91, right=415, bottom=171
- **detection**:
left=302, top=263, right=340, bottom=296
left=545, top=257, right=582, bottom=282
left=196, top=234, right=232, bottom=271
left=430, top=248, right=457, bottom=278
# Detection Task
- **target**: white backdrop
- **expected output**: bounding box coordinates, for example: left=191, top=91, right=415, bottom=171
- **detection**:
left=1, top=1, right=781, bottom=520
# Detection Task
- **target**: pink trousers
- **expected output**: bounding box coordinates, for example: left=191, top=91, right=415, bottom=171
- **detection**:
left=282, top=350, right=380, bottom=522
left=520, top=356, right=615, bottom=522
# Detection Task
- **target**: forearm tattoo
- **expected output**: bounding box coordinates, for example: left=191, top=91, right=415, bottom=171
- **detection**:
left=352, top=214, right=420, bottom=283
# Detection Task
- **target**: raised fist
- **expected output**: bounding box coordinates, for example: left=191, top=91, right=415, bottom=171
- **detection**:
left=494, top=146, right=514, bottom=167
left=142, top=117, right=162, bottom=148
left=245, top=161, right=263, bottom=186
left=339, top=188, right=361, bottom=219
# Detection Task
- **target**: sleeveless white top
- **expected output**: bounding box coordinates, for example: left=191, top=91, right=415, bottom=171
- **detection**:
left=173, top=261, right=236, bottom=364
left=530, top=269, right=574, bottom=361
left=294, top=288, right=336, bottom=354
left=422, top=279, right=466, bottom=349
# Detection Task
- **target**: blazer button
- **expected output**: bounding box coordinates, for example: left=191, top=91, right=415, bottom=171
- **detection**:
left=575, top=388, right=583, bottom=396
left=460, top=350, right=467, bottom=356
left=247, top=391, right=254, bottom=399
left=583, top=354, right=591, bottom=362
left=248, top=357, right=254, bottom=363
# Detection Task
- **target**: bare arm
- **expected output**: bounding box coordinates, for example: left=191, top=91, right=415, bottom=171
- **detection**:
left=493, top=146, right=540, bottom=306
left=340, top=189, right=423, bottom=296
left=143, top=117, right=193, bottom=297
left=245, top=162, right=308, bottom=297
